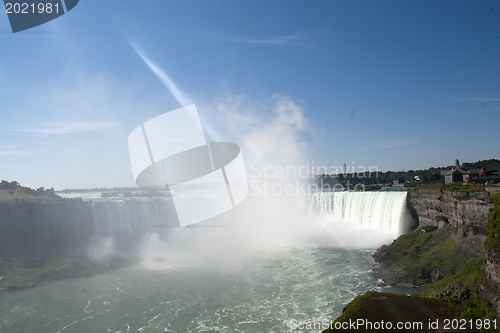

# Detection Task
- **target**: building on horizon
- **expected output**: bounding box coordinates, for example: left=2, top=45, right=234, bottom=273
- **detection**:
left=441, top=159, right=470, bottom=184
left=469, top=162, right=500, bottom=185
left=441, top=159, right=500, bottom=185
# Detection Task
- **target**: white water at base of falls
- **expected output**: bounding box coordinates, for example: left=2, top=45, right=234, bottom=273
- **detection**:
left=308, top=191, right=413, bottom=248
left=0, top=191, right=419, bottom=333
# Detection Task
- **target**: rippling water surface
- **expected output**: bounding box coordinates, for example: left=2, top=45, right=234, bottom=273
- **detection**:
left=0, top=247, right=379, bottom=332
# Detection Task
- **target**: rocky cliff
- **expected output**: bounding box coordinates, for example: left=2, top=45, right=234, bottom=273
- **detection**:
left=407, top=190, right=491, bottom=236
left=485, top=251, right=500, bottom=314
left=404, top=189, right=500, bottom=319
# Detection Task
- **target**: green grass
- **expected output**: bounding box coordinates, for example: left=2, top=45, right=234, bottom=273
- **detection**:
left=0, top=189, right=26, bottom=202
left=422, top=238, right=459, bottom=269
left=0, top=189, right=62, bottom=203
left=0, top=180, right=61, bottom=203
left=380, top=232, right=433, bottom=259
left=485, top=193, right=500, bottom=255
left=420, top=257, right=496, bottom=323
left=335, top=229, right=497, bottom=332
left=409, top=184, right=486, bottom=193
left=375, top=227, right=497, bottom=324
left=408, top=185, right=442, bottom=192
left=376, top=230, right=462, bottom=285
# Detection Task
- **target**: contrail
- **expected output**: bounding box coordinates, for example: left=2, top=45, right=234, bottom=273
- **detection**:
left=129, top=39, right=223, bottom=143
left=129, top=39, right=192, bottom=106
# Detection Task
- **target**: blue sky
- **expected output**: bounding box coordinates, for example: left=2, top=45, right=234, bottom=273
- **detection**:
left=1, top=1, right=499, bottom=189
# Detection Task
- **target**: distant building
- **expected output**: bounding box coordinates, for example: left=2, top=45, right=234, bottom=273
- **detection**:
left=441, top=159, right=500, bottom=185
left=469, top=162, right=500, bottom=184
left=392, top=180, right=405, bottom=187
left=440, top=159, right=470, bottom=184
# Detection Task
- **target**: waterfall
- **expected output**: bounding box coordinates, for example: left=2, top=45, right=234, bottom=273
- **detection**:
left=89, top=198, right=178, bottom=250
left=85, top=191, right=412, bottom=252
left=309, top=191, right=413, bottom=246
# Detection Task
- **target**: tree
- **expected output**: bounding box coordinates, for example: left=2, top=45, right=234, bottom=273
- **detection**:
left=0, top=180, right=20, bottom=190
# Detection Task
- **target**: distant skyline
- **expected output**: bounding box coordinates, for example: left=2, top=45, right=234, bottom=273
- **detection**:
left=1, top=1, right=499, bottom=189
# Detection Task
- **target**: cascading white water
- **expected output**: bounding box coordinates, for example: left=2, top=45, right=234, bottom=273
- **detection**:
left=91, top=198, right=178, bottom=236
left=86, top=191, right=413, bottom=251
left=89, top=198, right=179, bottom=252
left=308, top=191, right=413, bottom=248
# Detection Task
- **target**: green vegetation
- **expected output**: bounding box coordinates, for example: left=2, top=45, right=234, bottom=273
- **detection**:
left=330, top=228, right=497, bottom=332
left=485, top=192, right=500, bottom=255
left=318, top=168, right=444, bottom=188
left=408, top=184, right=486, bottom=194
left=378, top=224, right=497, bottom=329
left=374, top=229, right=463, bottom=285
left=326, top=184, right=500, bottom=332
left=420, top=257, right=495, bottom=321
left=462, top=159, right=500, bottom=170
left=0, top=180, right=61, bottom=203
left=317, top=158, right=499, bottom=189
left=323, top=291, right=457, bottom=333
left=351, top=184, right=381, bottom=191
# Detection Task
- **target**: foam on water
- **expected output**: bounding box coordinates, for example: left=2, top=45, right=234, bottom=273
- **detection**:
left=0, top=248, right=380, bottom=333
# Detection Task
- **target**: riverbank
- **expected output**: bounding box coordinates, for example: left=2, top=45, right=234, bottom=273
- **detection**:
left=324, top=189, right=500, bottom=332
left=323, top=291, right=458, bottom=333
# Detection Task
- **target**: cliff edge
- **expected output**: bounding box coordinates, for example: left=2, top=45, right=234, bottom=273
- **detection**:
left=326, top=189, right=500, bottom=332
left=407, top=189, right=491, bottom=236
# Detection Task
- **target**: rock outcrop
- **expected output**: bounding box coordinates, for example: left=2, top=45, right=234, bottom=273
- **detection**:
left=485, top=251, right=500, bottom=316
left=405, top=189, right=500, bottom=319
left=486, top=251, right=500, bottom=286
left=407, top=190, right=491, bottom=236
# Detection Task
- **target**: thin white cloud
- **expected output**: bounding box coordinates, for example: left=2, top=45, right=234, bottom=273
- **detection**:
left=359, top=138, right=418, bottom=149
left=226, top=33, right=304, bottom=45
left=0, top=150, right=28, bottom=156
left=0, top=145, right=30, bottom=155
left=454, top=108, right=499, bottom=115
left=453, top=97, right=500, bottom=102
left=11, top=121, right=118, bottom=135
left=223, top=30, right=331, bottom=47
left=129, top=39, right=192, bottom=106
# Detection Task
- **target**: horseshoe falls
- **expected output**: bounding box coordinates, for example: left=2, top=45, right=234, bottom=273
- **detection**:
left=0, top=191, right=414, bottom=332
left=308, top=191, right=414, bottom=249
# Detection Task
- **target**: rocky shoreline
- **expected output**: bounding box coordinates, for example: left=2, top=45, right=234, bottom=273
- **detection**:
left=324, top=188, right=500, bottom=332
left=373, top=226, right=485, bottom=288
